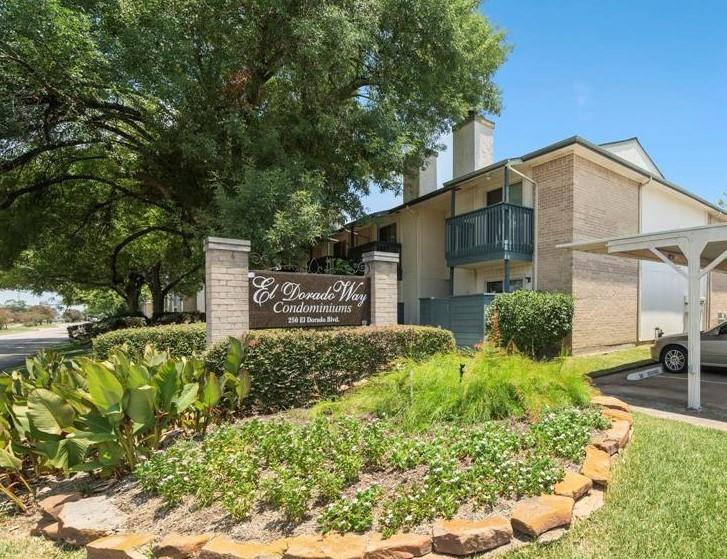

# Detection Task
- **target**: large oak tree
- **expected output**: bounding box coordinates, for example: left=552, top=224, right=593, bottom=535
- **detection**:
left=0, top=0, right=508, bottom=313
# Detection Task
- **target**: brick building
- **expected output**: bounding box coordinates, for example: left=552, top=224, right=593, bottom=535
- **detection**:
left=313, top=115, right=727, bottom=353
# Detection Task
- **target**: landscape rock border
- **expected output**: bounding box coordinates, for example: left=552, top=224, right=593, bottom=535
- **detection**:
left=31, top=396, right=634, bottom=559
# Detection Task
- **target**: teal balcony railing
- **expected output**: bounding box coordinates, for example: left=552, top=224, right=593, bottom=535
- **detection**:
left=445, top=203, right=534, bottom=266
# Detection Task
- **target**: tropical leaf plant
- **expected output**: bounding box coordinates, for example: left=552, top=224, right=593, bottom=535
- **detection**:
left=0, top=336, right=251, bottom=502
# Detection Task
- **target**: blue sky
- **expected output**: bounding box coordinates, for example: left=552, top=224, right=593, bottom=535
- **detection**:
left=363, top=0, right=727, bottom=213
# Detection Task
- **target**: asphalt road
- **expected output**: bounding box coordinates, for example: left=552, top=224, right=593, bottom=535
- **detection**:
left=595, top=365, right=727, bottom=422
left=0, top=325, right=72, bottom=371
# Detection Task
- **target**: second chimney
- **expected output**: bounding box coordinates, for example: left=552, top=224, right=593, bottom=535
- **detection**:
left=403, top=154, right=437, bottom=203
left=452, top=113, right=495, bottom=179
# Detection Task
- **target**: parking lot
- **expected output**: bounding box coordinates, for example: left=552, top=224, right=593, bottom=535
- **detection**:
left=595, top=365, right=727, bottom=422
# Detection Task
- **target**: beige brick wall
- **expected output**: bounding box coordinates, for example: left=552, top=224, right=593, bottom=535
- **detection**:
left=534, top=154, right=640, bottom=354
left=534, top=154, right=575, bottom=294
left=571, top=156, right=640, bottom=353
left=204, top=238, right=250, bottom=344
left=364, top=251, right=399, bottom=325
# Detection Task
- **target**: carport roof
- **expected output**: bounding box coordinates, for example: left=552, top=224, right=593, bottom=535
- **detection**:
left=559, top=222, right=727, bottom=273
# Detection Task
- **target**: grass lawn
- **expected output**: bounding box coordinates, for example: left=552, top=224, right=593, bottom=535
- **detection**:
left=0, top=324, right=62, bottom=336
left=0, top=529, right=83, bottom=559
left=563, top=346, right=652, bottom=377
left=511, top=412, right=727, bottom=559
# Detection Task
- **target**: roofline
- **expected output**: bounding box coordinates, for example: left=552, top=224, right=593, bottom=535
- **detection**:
left=334, top=134, right=725, bottom=233
left=598, top=136, right=665, bottom=178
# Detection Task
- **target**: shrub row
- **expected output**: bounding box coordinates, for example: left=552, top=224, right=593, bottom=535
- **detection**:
left=93, top=323, right=207, bottom=358
left=94, top=324, right=456, bottom=411
left=69, top=311, right=205, bottom=342
left=486, top=290, right=574, bottom=359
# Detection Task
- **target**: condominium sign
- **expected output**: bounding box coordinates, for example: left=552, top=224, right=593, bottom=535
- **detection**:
left=249, top=271, right=370, bottom=328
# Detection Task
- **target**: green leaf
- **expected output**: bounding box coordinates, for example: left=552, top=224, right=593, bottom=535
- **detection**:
left=27, top=389, right=75, bottom=435
left=201, top=373, right=221, bottom=408
left=237, top=368, right=251, bottom=403
left=154, top=361, right=180, bottom=412
left=81, top=359, right=124, bottom=413
left=127, top=364, right=151, bottom=389
left=224, top=337, right=243, bottom=376
left=173, top=383, right=199, bottom=414
left=0, top=447, right=22, bottom=471
left=126, top=385, right=155, bottom=429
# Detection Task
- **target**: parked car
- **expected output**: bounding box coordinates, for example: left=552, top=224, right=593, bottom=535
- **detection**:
left=651, top=321, right=727, bottom=372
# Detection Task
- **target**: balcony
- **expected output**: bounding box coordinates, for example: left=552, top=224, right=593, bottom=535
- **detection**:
left=445, top=202, right=534, bottom=267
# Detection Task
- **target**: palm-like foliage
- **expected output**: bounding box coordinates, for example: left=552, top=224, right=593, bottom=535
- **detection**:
left=0, top=339, right=250, bottom=509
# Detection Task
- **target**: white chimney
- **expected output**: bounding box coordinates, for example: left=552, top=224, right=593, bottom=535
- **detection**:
left=452, top=113, right=495, bottom=179
left=403, top=154, right=437, bottom=203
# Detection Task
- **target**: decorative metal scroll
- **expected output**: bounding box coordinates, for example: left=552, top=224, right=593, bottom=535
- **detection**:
left=248, top=253, right=368, bottom=275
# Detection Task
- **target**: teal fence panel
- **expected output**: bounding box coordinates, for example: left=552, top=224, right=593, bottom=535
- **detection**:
left=419, top=294, right=495, bottom=346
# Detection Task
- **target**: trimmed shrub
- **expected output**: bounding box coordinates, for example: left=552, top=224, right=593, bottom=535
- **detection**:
left=68, top=315, right=148, bottom=342
left=94, top=323, right=455, bottom=412
left=486, top=291, right=574, bottom=359
left=93, top=323, right=207, bottom=358
left=71, top=311, right=206, bottom=342
left=207, top=326, right=455, bottom=411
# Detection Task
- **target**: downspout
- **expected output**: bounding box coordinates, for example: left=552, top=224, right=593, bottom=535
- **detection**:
left=449, top=189, right=456, bottom=296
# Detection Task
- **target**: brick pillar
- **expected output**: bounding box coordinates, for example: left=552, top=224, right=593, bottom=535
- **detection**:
left=203, top=237, right=251, bottom=345
left=363, top=251, right=399, bottom=325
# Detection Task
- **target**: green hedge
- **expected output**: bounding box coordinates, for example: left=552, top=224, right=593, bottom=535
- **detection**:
left=93, top=323, right=207, bottom=359
left=94, top=323, right=456, bottom=411
left=486, top=291, right=574, bottom=359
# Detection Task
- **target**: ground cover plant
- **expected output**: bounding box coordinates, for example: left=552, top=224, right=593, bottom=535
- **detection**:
left=135, top=408, right=607, bottom=537
left=315, top=347, right=593, bottom=431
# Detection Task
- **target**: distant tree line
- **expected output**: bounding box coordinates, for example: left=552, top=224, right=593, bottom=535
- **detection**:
left=0, top=300, right=60, bottom=328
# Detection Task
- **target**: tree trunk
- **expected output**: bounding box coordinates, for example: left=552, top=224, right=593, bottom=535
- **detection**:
left=123, top=273, right=145, bottom=315
left=147, top=263, right=165, bottom=319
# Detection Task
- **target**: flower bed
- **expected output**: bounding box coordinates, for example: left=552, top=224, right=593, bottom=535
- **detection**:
left=29, top=395, right=634, bottom=559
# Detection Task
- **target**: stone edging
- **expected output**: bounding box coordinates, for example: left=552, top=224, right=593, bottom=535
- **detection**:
left=31, top=395, right=634, bottom=559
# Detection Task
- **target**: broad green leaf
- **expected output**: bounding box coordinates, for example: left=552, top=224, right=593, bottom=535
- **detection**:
left=0, top=447, right=22, bottom=471
left=27, top=389, right=75, bottom=435
left=81, top=359, right=124, bottom=413
left=127, top=364, right=151, bottom=389
left=201, top=373, right=221, bottom=408
left=81, top=411, right=114, bottom=435
left=10, top=406, right=30, bottom=440
left=56, top=437, right=93, bottom=470
left=237, top=368, right=251, bottom=403
left=173, top=383, right=199, bottom=414
left=154, top=362, right=180, bottom=412
left=126, top=385, right=155, bottom=429
left=224, top=337, right=243, bottom=375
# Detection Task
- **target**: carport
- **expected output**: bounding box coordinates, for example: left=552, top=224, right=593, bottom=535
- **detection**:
left=560, top=222, right=727, bottom=411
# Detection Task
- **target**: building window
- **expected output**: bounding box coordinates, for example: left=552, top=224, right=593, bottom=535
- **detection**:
left=486, top=188, right=503, bottom=206
left=485, top=182, right=523, bottom=206
left=379, top=223, right=397, bottom=243
left=486, top=278, right=524, bottom=293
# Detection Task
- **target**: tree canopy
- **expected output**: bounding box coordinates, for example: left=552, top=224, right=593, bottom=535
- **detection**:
left=0, top=0, right=508, bottom=313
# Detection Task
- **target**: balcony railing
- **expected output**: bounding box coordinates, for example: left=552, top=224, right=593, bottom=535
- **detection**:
left=445, top=203, right=534, bottom=266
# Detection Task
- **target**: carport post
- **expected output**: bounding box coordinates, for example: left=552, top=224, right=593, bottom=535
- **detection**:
left=684, top=239, right=705, bottom=411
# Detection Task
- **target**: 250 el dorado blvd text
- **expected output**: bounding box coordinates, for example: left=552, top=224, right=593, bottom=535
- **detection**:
left=252, top=276, right=368, bottom=314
